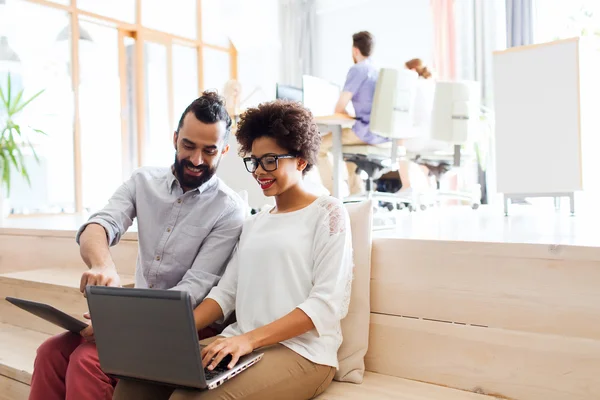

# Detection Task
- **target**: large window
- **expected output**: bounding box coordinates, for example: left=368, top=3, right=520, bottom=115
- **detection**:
left=79, top=20, right=122, bottom=211
left=2, top=1, right=75, bottom=213
left=77, top=0, right=135, bottom=23
left=142, top=0, right=197, bottom=39
left=534, top=0, right=600, bottom=43
left=1, top=0, right=236, bottom=215
left=203, top=46, right=232, bottom=92
left=143, top=41, right=170, bottom=167
left=201, top=0, right=231, bottom=48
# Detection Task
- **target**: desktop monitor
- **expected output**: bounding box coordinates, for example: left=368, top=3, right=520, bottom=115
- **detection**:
left=302, top=75, right=341, bottom=117
left=275, top=84, right=303, bottom=103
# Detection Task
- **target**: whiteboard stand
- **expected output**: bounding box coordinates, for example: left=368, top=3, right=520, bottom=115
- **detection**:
left=503, top=192, right=575, bottom=216
left=493, top=38, right=600, bottom=216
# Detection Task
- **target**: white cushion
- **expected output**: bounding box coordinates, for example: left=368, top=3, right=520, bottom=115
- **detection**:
left=336, top=200, right=373, bottom=383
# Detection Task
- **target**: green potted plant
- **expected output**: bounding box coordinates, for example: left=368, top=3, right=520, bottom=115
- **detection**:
left=0, top=73, right=46, bottom=220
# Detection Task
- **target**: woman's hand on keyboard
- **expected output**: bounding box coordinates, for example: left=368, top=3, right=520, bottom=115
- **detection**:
left=201, top=335, right=254, bottom=371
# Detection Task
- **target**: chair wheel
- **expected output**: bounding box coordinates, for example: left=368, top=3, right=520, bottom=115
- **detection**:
left=397, top=203, right=405, bottom=210
left=409, top=205, right=416, bottom=212
left=420, top=205, right=427, bottom=211
left=472, top=203, right=480, bottom=210
left=386, top=203, right=394, bottom=212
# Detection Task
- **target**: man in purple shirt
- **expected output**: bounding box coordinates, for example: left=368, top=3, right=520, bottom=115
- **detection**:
left=318, top=31, right=388, bottom=195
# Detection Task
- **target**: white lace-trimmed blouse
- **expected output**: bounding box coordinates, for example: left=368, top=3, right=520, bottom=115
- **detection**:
left=206, top=195, right=354, bottom=368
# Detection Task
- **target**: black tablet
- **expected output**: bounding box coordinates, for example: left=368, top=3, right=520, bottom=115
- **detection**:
left=5, top=297, right=88, bottom=334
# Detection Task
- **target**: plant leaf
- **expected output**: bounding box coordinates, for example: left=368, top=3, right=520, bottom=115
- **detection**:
left=7, top=146, right=19, bottom=171
left=0, top=83, right=7, bottom=109
left=26, top=138, right=40, bottom=163
left=12, top=143, right=24, bottom=161
left=2, top=155, right=10, bottom=196
left=30, top=127, right=48, bottom=136
left=9, top=89, right=24, bottom=115
left=11, top=145, right=30, bottom=185
left=6, top=73, right=12, bottom=111
left=12, top=124, right=22, bottom=139
left=18, top=152, right=30, bottom=186
left=3, top=132, right=19, bottom=169
left=12, top=89, right=45, bottom=115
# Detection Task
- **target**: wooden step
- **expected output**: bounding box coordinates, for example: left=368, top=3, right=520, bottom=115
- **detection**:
left=0, top=375, right=30, bottom=400
left=0, top=320, right=496, bottom=400
left=0, top=323, right=50, bottom=400
left=0, top=230, right=138, bottom=276
left=0, top=268, right=134, bottom=335
left=0, top=323, right=49, bottom=385
left=320, top=372, right=495, bottom=399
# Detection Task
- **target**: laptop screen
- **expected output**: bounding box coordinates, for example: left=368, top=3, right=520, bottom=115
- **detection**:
left=302, top=75, right=340, bottom=117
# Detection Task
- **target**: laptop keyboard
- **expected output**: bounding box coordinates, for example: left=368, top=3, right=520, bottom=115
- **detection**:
left=204, top=356, right=232, bottom=380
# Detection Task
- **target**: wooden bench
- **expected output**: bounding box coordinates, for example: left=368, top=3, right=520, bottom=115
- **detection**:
left=2, top=225, right=600, bottom=399
left=361, top=238, right=600, bottom=400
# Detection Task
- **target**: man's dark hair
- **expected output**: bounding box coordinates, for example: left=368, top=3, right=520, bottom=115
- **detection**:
left=352, top=31, right=374, bottom=57
left=176, top=91, right=232, bottom=143
left=236, top=100, right=320, bottom=175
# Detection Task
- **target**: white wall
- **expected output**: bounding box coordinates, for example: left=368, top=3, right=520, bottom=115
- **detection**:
left=315, top=0, right=434, bottom=86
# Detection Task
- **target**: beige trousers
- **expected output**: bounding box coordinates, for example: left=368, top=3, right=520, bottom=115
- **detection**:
left=318, top=128, right=367, bottom=196
left=113, top=336, right=335, bottom=400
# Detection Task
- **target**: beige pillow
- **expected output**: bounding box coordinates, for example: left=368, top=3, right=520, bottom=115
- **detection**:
left=335, top=200, right=373, bottom=383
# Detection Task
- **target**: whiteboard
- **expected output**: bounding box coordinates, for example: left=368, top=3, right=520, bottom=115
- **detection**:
left=493, top=38, right=582, bottom=195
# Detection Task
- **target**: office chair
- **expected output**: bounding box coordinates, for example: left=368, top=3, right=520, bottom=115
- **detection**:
left=342, top=68, right=420, bottom=209
left=406, top=80, right=483, bottom=209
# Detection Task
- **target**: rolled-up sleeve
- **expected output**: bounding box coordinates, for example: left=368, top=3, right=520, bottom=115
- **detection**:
left=205, top=245, right=239, bottom=322
left=171, top=200, right=245, bottom=306
left=75, top=178, right=137, bottom=246
left=297, top=204, right=354, bottom=337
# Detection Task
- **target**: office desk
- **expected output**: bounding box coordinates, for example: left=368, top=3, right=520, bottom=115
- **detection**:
left=314, top=114, right=355, bottom=199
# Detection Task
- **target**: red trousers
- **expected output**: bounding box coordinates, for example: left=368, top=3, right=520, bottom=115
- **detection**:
left=29, top=327, right=219, bottom=400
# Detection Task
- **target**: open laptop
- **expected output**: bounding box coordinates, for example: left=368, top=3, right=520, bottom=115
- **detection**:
left=86, top=286, right=263, bottom=390
left=302, top=75, right=356, bottom=117
left=302, top=75, right=340, bottom=117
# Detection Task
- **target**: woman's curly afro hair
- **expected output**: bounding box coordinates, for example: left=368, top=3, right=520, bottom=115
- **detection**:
left=236, top=100, right=321, bottom=174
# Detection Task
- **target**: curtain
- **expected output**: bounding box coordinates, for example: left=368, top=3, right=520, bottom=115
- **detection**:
left=430, top=0, right=457, bottom=80
left=505, top=0, right=534, bottom=47
left=279, top=0, right=317, bottom=87
left=455, top=0, right=506, bottom=107
left=454, top=0, right=506, bottom=204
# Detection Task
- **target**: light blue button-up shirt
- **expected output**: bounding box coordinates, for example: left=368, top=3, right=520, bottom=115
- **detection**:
left=76, top=166, right=245, bottom=306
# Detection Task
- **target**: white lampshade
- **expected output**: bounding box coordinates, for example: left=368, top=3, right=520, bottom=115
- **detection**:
left=430, top=80, right=481, bottom=144
left=0, top=36, right=19, bottom=62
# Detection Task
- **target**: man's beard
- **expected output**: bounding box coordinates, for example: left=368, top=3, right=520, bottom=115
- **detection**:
left=173, top=154, right=217, bottom=190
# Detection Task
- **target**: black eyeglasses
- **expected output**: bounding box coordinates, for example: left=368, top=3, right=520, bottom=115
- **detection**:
left=243, top=154, right=295, bottom=173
